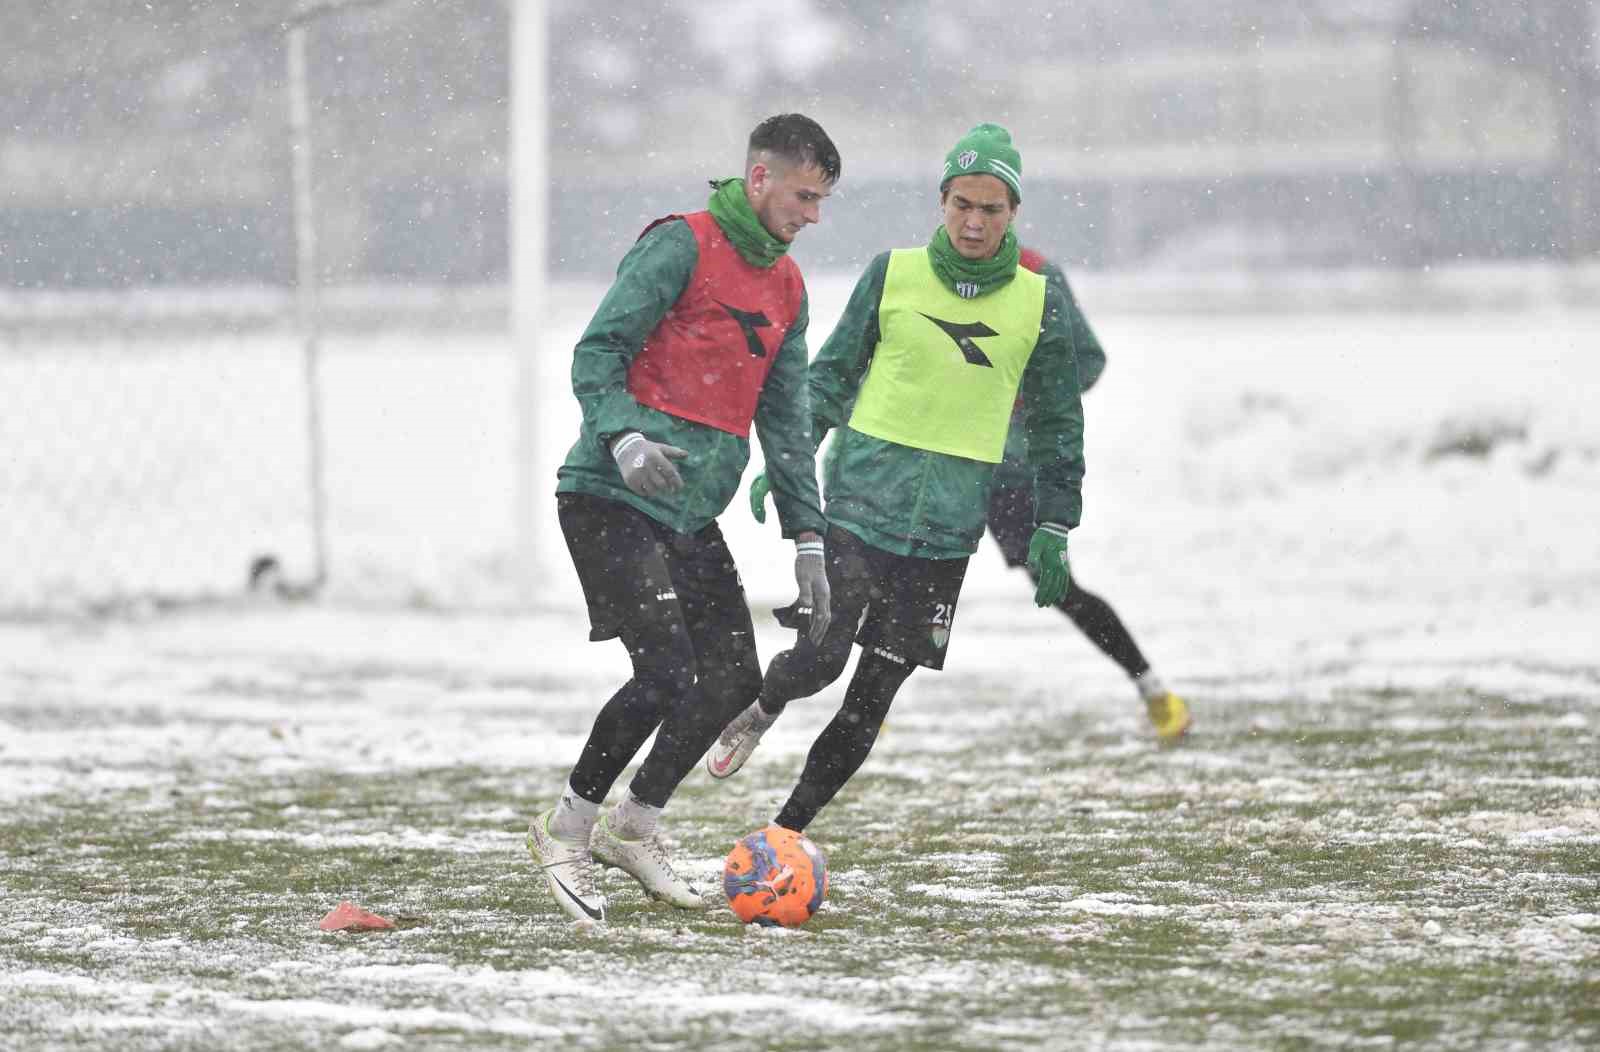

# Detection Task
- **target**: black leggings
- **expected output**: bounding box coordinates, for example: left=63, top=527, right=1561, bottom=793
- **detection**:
left=985, top=484, right=1150, bottom=679
left=558, top=494, right=762, bottom=809
left=760, top=527, right=932, bottom=832
left=775, top=652, right=912, bottom=832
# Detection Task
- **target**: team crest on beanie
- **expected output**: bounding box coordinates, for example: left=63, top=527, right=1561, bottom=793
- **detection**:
left=941, top=123, right=1022, bottom=200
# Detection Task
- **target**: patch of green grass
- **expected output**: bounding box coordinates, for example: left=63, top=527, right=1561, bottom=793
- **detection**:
left=3, top=690, right=1597, bottom=1050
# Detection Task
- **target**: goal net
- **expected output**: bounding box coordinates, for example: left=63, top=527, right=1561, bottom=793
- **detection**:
left=1, top=0, right=534, bottom=618
left=0, top=332, right=321, bottom=616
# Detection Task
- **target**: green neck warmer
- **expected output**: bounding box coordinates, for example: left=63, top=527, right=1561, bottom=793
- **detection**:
left=927, top=225, right=1020, bottom=298
left=706, top=178, right=788, bottom=268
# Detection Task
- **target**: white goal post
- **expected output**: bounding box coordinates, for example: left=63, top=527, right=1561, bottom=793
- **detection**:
left=0, top=0, right=549, bottom=618
left=511, top=0, right=549, bottom=605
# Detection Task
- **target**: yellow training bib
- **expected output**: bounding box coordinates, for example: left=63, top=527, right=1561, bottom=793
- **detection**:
left=847, top=248, right=1045, bottom=463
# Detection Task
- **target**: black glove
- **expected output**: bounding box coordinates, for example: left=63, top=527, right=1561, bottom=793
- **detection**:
left=610, top=432, right=688, bottom=498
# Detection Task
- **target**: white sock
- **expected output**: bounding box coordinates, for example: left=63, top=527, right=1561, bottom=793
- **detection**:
left=1134, top=670, right=1167, bottom=702
left=549, top=782, right=601, bottom=843
left=609, top=791, right=662, bottom=841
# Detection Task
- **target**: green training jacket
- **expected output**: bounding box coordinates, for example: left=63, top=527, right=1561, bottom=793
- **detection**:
left=555, top=218, right=826, bottom=537
left=993, top=257, right=1107, bottom=489
left=810, top=250, right=1085, bottom=559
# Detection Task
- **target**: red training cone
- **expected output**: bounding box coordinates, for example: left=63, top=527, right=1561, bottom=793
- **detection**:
left=318, top=900, right=395, bottom=932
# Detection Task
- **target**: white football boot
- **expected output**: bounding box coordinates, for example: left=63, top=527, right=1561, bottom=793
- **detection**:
left=527, top=810, right=606, bottom=924
left=705, top=701, right=776, bottom=780
left=589, top=816, right=705, bottom=909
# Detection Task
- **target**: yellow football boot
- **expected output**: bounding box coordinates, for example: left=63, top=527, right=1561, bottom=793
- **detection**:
left=1146, top=692, right=1192, bottom=745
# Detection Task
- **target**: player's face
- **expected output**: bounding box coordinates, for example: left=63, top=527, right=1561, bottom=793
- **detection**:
left=748, top=158, right=832, bottom=243
left=941, top=174, right=1016, bottom=259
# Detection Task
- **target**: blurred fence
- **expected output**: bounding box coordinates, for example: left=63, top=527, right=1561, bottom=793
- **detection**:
left=3, top=0, right=1597, bottom=616
left=4, top=1, right=1596, bottom=290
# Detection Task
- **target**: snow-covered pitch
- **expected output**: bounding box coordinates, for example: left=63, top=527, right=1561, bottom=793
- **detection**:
left=1, top=280, right=1595, bottom=1049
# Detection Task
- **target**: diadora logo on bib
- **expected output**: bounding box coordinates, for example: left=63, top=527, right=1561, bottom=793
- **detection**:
left=716, top=301, right=773, bottom=358
left=655, top=590, right=677, bottom=602
left=919, top=313, right=998, bottom=367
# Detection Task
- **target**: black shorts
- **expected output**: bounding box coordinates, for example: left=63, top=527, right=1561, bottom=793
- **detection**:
left=556, top=492, right=756, bottom=650
left=778, top=524, right=969, bottom=671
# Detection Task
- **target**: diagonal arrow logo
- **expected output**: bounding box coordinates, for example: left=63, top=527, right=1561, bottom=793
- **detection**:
left=919, top=313, right=997, bottom=367
left=716, top=301, right=773, bottom=358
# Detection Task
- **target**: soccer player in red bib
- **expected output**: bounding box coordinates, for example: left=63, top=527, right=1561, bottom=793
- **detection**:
left=528, top=115, right=840, bottom=925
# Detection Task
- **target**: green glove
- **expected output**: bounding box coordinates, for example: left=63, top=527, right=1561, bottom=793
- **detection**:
left=1026, top=524, right=1071, bottom=607
left=748, top=472, right=771, bottom=523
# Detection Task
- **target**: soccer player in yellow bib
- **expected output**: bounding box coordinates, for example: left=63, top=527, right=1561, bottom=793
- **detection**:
left=746, top=244, right=1196, bottom=747
left=704, top=124, right=1086, bottom=837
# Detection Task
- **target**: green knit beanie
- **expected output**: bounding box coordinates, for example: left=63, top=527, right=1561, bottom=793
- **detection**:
left=941, top=123, right=1022, bottom=201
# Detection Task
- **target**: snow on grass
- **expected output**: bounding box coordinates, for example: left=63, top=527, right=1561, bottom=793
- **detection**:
left=2, top=295, right=1598, bottom=1048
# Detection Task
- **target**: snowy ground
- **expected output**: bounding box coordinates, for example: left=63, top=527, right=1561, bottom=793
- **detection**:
left=1, top=282, right=1597, bottom=1049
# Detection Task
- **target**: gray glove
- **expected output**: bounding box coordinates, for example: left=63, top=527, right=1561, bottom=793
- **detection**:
left=793, top=536, right=831, bottom=645
left=610, top=432, right=688, bottom=498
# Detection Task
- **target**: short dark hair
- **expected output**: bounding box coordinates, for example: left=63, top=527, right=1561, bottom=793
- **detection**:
left=747, top=113, right=842, bottom=185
